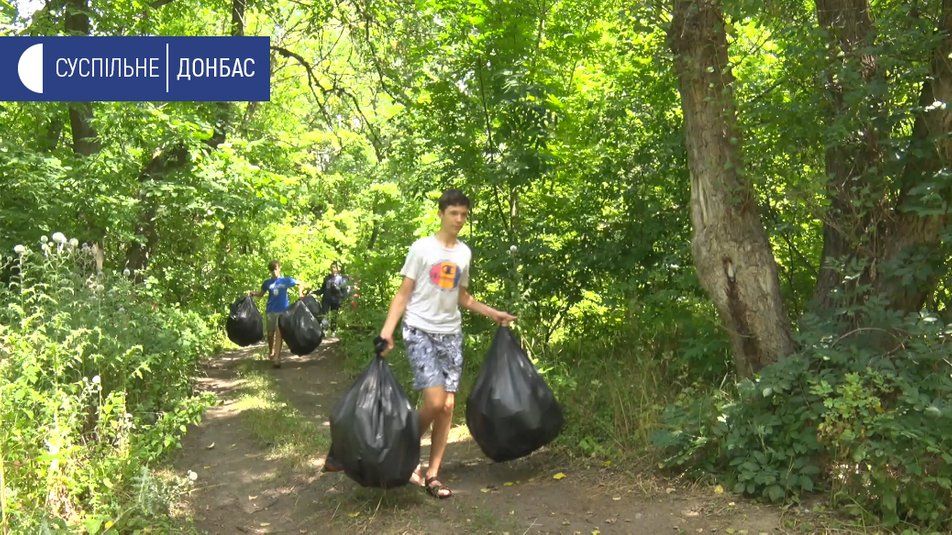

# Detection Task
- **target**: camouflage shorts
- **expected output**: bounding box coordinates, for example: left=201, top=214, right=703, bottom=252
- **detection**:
left=402, top=325, right=463, bottom=392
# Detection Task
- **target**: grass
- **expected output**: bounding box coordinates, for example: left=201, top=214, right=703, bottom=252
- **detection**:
left=328, top=485, right=523, bottom=534
left=232, top=360, right=331, bottom=470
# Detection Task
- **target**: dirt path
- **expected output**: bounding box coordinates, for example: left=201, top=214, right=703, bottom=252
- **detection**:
left=174, top=342, right=795, bottom=534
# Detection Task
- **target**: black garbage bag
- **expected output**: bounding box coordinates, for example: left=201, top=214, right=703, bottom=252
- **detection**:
left=329, top=338, right=420, bottom=488
left=226, top=296, right=264, bottom=346
left=301, top=293, right=322, bottom=318
left=466, top=326, right=564, bottom=462
left=278, top=298, right=323, bottom=355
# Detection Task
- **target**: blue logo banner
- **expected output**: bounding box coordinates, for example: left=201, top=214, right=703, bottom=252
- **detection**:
left=0, top=36, right=270, bottom=102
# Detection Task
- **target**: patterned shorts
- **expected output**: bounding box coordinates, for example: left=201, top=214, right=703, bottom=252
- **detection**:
left=402, top=325, right=464, bottom=393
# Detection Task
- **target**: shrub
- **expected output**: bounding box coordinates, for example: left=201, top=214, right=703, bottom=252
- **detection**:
left=0, top=235, right=216, bottom=531
left=654, top=306, right=952, bottom=530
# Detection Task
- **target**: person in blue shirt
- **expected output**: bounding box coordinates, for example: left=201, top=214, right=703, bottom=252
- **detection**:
left=247, top=260, right=306, bottom=368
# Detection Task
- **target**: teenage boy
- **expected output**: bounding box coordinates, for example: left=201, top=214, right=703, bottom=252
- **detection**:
left=247, top=260, right=305, bottom=368
left=378, top=189, right=516, bottom=499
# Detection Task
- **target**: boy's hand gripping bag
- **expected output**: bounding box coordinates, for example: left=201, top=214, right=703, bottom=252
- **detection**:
left=278, top=296, right=324, bottom=355
left=329, top=338, right=420, bottom=488
left=466, top=326, right=564, bottom=462
left=226, top=296, right=264, bottom=347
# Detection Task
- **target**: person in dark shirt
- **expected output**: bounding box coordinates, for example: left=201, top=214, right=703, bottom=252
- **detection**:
left=319, top=261, right=349, bottom=336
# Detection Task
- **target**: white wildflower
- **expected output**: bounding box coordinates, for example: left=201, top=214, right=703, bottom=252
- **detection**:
left=13, top=244, right=25, bottom=255
left=69, top=238, right=79, bottom=248
left=51, top=232, right=67, bottom=244
left=187, top=470, right=198, bottom=481
left=40, top=235, right=48, bottom=243
left=92, top=375, right=101, bottom=384
left=509, top=244, right=518, bottom=254
left=123, top=268, right=131, bottom=277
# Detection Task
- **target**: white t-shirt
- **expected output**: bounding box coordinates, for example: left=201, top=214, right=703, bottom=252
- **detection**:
left=400, top=236, right=472, bottom=334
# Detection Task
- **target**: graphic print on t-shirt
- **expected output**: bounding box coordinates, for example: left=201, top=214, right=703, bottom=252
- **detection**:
left=429, top=261, right=461, bottom=291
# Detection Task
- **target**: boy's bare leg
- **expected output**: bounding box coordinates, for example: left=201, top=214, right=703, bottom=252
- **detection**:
left=410, top=386, right=449, bottom=486
left=272, top=328, right=284, bottom=366
left=426, top=392, right=454, bottom=480
left=419, top=386, right=447, bottom=433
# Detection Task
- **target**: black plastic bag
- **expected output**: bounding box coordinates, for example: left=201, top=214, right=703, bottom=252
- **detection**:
left=466, top=326, right=564, bottom=462
left=301, top=293, right=322, bottom=318
left=278, top=298, right=323, bottom=355
left=226, top=296, right=264, bottom=346
left=329, top=338, right=420, bottom=488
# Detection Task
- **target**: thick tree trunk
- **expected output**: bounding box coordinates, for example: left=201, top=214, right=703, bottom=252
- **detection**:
left=669, top=0, right=796, bottom=377
left=811, top=0, right=951, bottom=315
left=876, top=0, right=952, bottom=311
left=810, top=0, right=886, bottom=312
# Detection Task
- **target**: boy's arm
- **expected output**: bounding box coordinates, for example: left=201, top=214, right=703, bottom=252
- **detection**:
left=248, top=279, right=269, bottom=298
left=378, top=277, right=416, bottom=356
left=247, top=285, right=265, bottom=298
left=459, top=287, right=516, bottom=326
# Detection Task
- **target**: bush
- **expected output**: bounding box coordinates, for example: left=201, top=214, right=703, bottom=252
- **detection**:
left=0, top=235, right=216, bottom=531
left=653, top=306, right=952, bottom=530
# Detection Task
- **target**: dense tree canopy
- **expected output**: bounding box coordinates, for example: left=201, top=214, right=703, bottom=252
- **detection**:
left=0, top=0, right=949, bottom=531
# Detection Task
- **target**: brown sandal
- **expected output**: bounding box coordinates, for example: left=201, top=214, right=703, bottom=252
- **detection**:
left=424, top=476, right=453, bottom=499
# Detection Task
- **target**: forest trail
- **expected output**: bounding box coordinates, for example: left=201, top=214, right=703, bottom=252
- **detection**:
left=174, top=342, right=791, bottom=534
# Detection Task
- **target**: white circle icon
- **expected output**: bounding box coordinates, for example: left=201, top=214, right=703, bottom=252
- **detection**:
left=18, top=43, right=44, bottom=94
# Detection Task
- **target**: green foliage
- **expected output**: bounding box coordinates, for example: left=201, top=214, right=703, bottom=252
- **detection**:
left=2, top=0, right=950, bottom=531
left=654, top=308, right=952, bottom=530
left=0, top=236, right=216, bottom=531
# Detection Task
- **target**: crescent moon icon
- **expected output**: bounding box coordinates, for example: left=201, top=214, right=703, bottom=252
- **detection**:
left=18, top=43, right=44, bottom=94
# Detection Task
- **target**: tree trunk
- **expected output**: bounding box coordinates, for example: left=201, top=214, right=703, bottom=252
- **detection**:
left=231, top=0, right=245, bottom=37
left=65, top=0, right=100, bottom=155
left=124, top=0, right=244, bottom=273
left=124, top=145, right=190, bottom=273
left=875, top=0, right=952, bottom=311
left=811, top=0, right=951, bottom=315
left=809, top=0, right=887, bottom=312
left=669, top=0, right=796, bottom=377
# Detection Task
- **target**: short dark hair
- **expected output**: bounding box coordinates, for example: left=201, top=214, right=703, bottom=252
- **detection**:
left=438, top=188, right=471, bottom=211
left=268, top=260, right=280, bottom=272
